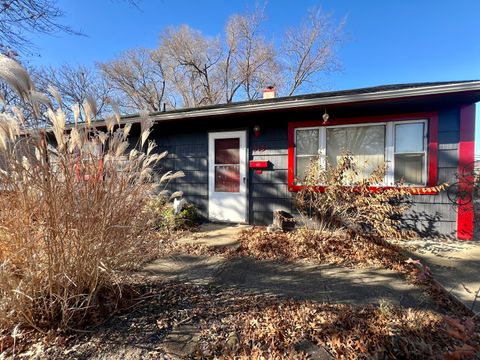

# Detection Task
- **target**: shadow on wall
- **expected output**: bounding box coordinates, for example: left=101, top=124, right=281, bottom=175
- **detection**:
left=401, top=210, right=455, bottom=240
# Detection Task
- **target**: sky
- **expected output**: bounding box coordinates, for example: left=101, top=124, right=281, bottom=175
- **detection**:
left=26, top=0, right=480, bottom=152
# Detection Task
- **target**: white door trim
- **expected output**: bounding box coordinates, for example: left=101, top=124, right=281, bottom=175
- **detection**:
left=208, top=131, right=247, bottom=223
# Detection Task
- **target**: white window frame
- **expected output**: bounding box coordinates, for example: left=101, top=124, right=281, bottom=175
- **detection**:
left=391, top=120, right=428, bottom=185
left=293, top=119, right=428, bottom=186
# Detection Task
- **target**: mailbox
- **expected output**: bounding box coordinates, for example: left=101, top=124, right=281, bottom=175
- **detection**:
left=249, top=160, right=269, bottom=169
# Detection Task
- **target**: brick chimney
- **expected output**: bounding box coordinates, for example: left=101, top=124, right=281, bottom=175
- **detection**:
left=263, top=86, right=276, bottom=99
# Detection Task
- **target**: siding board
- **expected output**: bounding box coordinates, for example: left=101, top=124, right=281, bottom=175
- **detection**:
left=438, top=132, right=459, bottom=145
left=438, top=149, right=459, bottom=168
left=438, top=108, right=460, bottom=132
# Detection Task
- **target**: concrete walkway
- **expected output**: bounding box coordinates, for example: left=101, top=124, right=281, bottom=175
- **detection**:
left=177, top=223, right=250, bottom=248
left=144, top=254, right=432, bottom=309
left=145, top=223, right=434, bottom=310
left=402, top=238, right=480, bottom=313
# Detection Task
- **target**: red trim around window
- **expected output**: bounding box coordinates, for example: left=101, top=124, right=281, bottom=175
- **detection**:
left=287, top=112, right=439, bottom=194
left=457, top=104, right=475, bottom=240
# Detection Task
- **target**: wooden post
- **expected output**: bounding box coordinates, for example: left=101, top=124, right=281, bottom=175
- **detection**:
left=273, top=210, right=296, bottom=231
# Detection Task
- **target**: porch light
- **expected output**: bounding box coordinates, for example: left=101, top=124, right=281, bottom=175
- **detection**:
left=322, top=109, right=330, bottom=125
left=253, top=125, right=261, bottom=137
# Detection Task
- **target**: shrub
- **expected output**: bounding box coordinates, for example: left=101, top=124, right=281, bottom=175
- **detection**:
left=295, top=154, right=446, bottom=240
left=0, top=55, right=183, bottom=331
left=145, top=194, right=199, bottom=232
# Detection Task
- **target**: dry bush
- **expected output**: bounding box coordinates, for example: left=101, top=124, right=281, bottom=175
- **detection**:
left=0, top=55, right=182, bottom=332
left=295, top=154, right=446, bottom=240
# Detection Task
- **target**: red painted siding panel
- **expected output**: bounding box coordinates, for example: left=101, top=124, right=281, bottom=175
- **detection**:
left=427, top=114, right=439, bottom=187
left=457, top=104, right=476, bottom=240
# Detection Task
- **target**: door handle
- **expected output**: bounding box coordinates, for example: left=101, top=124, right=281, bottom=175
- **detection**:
left=243, top=176, right=246, bottom=184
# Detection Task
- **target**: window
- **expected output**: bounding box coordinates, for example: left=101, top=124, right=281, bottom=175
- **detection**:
left=326, top=125, right=385, bottom=181
left=292, top=119, right=429, bottom=186
left=214, top=138, right=240, bottom=192
left=295, top=128, right=319, bottom=179
left=394, top=123, right=426, bottom=185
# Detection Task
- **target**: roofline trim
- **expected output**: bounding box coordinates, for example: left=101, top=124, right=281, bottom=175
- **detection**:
left=144, top=81, right=480, bottom=124
left=54, top=81, right=480, bottom=131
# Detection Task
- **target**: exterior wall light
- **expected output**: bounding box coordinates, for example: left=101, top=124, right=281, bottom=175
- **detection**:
left=253, top=125, right=261, bottom=137
left=322, top=109, right=330, bottom=125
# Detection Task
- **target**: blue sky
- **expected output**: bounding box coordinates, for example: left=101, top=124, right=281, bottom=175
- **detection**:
left=27, top=0, right=480, bottom=152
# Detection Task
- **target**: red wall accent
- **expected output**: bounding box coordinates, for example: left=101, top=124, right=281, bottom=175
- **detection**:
left=287, top=112, right=439, bottom=194
left=287, top=120, right=296, bottom=192
left=427, top=114, right=439, bottom=187
left=457, top=104, right=476, bottom=240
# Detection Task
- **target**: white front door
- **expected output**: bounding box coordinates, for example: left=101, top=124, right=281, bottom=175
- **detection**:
left=208, top=131, right=247, bottom=223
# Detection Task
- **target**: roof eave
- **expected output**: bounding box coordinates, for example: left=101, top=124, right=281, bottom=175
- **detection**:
left=145, top=81, right=480, bottom=123
left=44, top=81, right=480, bottom=132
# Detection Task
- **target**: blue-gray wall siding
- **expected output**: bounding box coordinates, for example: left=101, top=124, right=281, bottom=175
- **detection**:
left=249, top=125, right=293, bottom=224
left=154, top=107, right=461, bottom=238
left=158, top=132, right=209, bottom=218
left=402, top=108, right=459, bottom=237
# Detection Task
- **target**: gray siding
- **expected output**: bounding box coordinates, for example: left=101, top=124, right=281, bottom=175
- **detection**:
left=156, top=130, right=209, bottom=218
left=249, top=123, right=294, bottom=224
left=402, top=108, right=459, bottom=238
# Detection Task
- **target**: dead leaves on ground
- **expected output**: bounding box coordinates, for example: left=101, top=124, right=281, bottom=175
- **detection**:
left=149, top=282, right=479, bottom=359
left=3, top=280, right=479, bottom=359
left=217, top=227, right=415, bottom=275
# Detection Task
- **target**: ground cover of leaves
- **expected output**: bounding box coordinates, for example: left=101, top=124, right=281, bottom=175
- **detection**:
left=168, top=227, right=415, bottom=272
left=169, top=227, right=473, bottom=318
left=2, top=228, right=477, bottom=359
left=2, top=277, right=478, bottom=359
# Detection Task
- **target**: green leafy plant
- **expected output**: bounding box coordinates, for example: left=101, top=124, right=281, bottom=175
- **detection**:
left=145, top=194, right=199, bottom=232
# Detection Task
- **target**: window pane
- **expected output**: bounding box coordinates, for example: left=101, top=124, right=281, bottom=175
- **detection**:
left=395, top=123, right=424, bottom=152
left=394, top=153, right=424, bottom=185
left=295, top=156, right=317, bottom=181
left=326, top=125, right=385, bottom=180
left=296, top=129, right=319, bottom=155
left=215, top=138, right=239, bottom=164
left=215, top=165, right=240, bottom=192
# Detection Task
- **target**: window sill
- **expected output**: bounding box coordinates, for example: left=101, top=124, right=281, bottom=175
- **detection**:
left=288, top=184, right=440, bottom=195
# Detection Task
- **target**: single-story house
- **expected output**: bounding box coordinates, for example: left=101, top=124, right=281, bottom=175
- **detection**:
left=86, top=81, right=480, bottom=240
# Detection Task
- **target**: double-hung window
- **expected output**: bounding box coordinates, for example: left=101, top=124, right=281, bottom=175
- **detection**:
left=292, top=119, right=429, bottom=187
left=393, top=122, right=427, bottom=185
left=295, top=128, right=320, bottom=178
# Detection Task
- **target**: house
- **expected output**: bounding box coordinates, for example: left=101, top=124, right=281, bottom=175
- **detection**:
left=96, top=81, right=480, bottom=240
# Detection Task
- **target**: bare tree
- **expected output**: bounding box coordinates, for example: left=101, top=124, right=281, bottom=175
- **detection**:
left=34, top=64, right=112, bottom=119
left=223, top=6, right=281, bottom=102
left=99, top=48, right=167, bottom=112
left=160, top=25, right=224, bottom=107
left=94, top=5, right=345, bottom=113
left=0, top=0, right=79, bottom=55
left=282, top=7, right=345, bottom=96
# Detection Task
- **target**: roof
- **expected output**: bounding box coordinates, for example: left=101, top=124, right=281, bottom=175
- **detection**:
left=73, top=80, right=480, bottom=128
